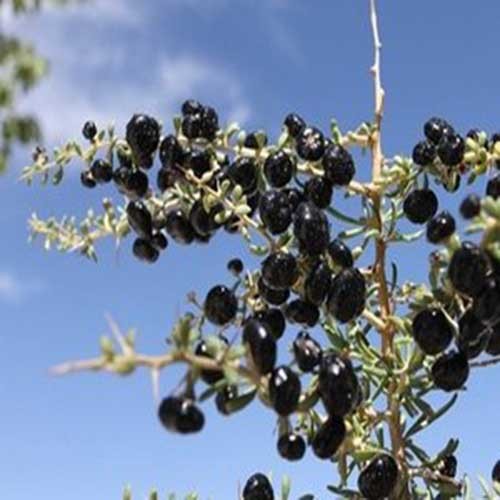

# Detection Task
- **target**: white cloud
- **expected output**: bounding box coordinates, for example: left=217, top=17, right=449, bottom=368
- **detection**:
left=0, top=271, right=43, bottom=303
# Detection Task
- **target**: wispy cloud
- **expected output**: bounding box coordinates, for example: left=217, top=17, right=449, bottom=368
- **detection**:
left=0, top=271, right=43, bottom=303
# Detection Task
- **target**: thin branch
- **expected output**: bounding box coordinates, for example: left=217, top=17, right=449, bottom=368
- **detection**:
left=470, top=356, right=500, bottom=368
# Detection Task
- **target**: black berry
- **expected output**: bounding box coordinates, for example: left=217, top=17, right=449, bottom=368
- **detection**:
left=283, top=187, right=305, bottom=212
left=165, top=209, right=195, bottom=244
left=132, top=238, right=159, bottom=263
left=293, top=331, right=322, bottom=373
left=159, top=135, right=184, bottom=167
left=127, top=169, right=149, bottom=199
left=437, top=132, right=465, bottom=166
left=439, top=455, right=458, bottom=478
left=268, top=365, right=301, bottom=416
left=358, top=454, right=398, bottom=500
left=257, top=277, right=290, bottom=306
left=424, top=117, right=454, bottom=145
left=284, top=112, right=305, bottom=138
left=322, top=144, right=356, bottom=186
left=261, top=252, right=299, bottom=290
left=327, top=268, right=366, bottom=323
left=244, top=130, right=267, bottom=149
left=312, top=415, right=346, bottom=459
left=90, top=159, right=113, bottom=183
left=80, top=170, right=96, bottom=188
left=215, top=385, right=237, bottom=415
left=473, top=278, right=500, bottom=323
left=460, top=194, right=481, bottom=219
left=457, top=309, right=490, bottom=359
left=227, top=258, right=244, bottom=276
left=228, top=157, right=257, bottom=194
left=189, top=200, right=221, bottom=237
left=293, top=202, right=330, bottom=256
left=486, top=323, right=500, bottom=355
left=426, top=211, right=456, bottom=244
left=127, top=201, right=153, bottom=239
left=403, top=189, right=438, bottom=224
left=264, top=150, right=294, bottom=188
left=412, top=308, right=453, bottom=355
left=492, top=460, right=500, bottom=483
left=82, top=120, right=97, bottom=141
left=151, top=231, right=168, bottom=251
left=285, top=299, right=320, bottom=327
left=243, top=473, right=274, bottom=500
left=296, top=126, right=325, bottom=161
left=157, top=167, right=178, bottom=192
left=305, top=261, right=332, bottom=306
left=253, top=308, right=286, bottom=340
left=328, top=238, right=353, bottom=268
left=304, top=176, right=333, bottom=209
left=204, top=285, right=238, bottom=326
left=195, top=338, right=226, bottom=385
left=181, top=99, right=203, bottom=116
left=126, top=114, right=160, bottom=159
left=200, top=106, right=219, bottom=141
left=412, top=140, right=436, bottom=165
left=486, top=174, right=500, bottom=199
left=181, top=113, right=202, bottom=139
left=243, top=319, right=276, bottom=375
left=185, top=149, right=211, bottom=178
left=277, top=433, right=306, bottom=461
left=259, top=190, right=293, bottom=235
left=431, top=349, right=469, bottom=391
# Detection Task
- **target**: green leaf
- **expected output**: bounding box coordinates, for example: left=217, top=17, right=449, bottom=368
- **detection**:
left=281, top=475, right=291, bottom=500
left=224, top=388, right=256, bottom=414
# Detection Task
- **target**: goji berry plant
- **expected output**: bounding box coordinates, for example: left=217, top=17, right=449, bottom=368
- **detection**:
left=21, top=1, right=500, bottom=499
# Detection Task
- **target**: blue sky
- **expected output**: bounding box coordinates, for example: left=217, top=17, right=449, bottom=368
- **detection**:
left=1, top=1, right=500, bottom=498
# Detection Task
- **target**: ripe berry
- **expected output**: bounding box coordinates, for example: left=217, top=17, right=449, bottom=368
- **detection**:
left=457, top=309, right=490, bottom=359
left=322, top=144, right=356, bottom=186
left=312, top=416, right=346, bottom=459
left=403, top=189, right=438, bottom=224
left=164, top=398, right=207, bottom=432
left=127, top=201, right=153, bottom=239
left=189, top=201, right=221, bottom=237
left=215, top=385, right=237, bottom=415
left=195, top=339, right=226, bottom=385
left=132, top=238, right=159, bottom=263
left=486, top=174, right=500, bottom=199
left=319, top=353, right=360, bottom=417
left=159, top=134, right=183, bottom=167
left=181, top=113, right=202, bottom=139
left=439, top=455, right=458, bottom=478
left=304, top=176, right=333, bottom=209
left=243, top=473, right=274, bottom=500
left=424, top=117, right=454, bottom=145
left=257, top=277, right=290, bottom=306
left=285, top=299, right=320, bottom=327
left=127, top=169, right=149, bottom=199
left=358, top=454, right=398, bottom=500
left=126, top=114, right=160, bottom=159
left=426, top=211, right=456, bottom=244
left=151, top=231, right=168, bottom=251
left=157, top=167, right=178, bottom=192
left=204, top=285, right=238, bottom=326
left=259, top=190, right=293, bottom=235
left=165, top=209, right=195, bottom=244
left=261, top=252, right=298, bottom=290
left=328, top=238, right=353, bottom=268
left=473, top=278, right=500, bottom=323
left=264, top=150, right=294, bottom=188
left=90, top=159, right=113, bottom=183
left=296, top=126, right=325, bottom=161
left=412, top=140, right=436, bottom=165
left=277, top=433, right=306, bottom=461
left=243, top=319, right=276, bottom=375
left=227, top=258, right=244, bottom=276
left=200, top=106, right=219, bottom=141
left=438, top=132, right=465, bottom=166
left=228, top=157, right=257, bottom=194
left=268, top=365, right=301, bottom=416
left=448, top=242, right=490, bottom=297
left=253, top=308, right=286, bottom=340
left=431, top=349, right=469, bottom=391
left=460, top=194, right=481, bottom=219
left=82, top=120, right=97, bottom=141
left=293, top=202, right=330, bottom=256
left=80, top=170, right=96, bottom=188
left=327, top=268, right=366, bottom=323
left=486, top=323, right=500, bottom=355
left=492, top=460, right=500, bottom=483
left=185, top=149, right=211, bottom=178
left=181, top=99, right=203, bottom=116
left=293, top=331, right=322, bottom=373
left=244, top=130, right=267, bottom=149
left=305, top=261, right=332, bottom=306
left=412, top=308, right=453, bottom=355
left=284, top=112, right=305, bottom=138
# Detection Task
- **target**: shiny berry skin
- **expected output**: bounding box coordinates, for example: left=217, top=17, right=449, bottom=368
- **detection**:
left=165, top=209, right=195, bottom=244
left=126, top=114, right=160, bottom=158
left=268, top=365, right=301, bottom=416
left=90, top=159, right=113, bottom=183
left=426, top=211, right=456, bottom=244
left=457, top=310, right=490, bottom=359
left=254, top=308, right=286, bottom=340
left=431, top=349, right=469, bottom=391
left=181, top=99, right=203, bottom=116
left=200, top=106, right=219, bottom=141
left=257, top=277, right=290, bottom=306
left=492, top=460, right=500, bottom=483
left=305, top=261, right=332, bottom=306
left=157, top=396, right=181, bottom=431
left=159, top=134, right=183, bottom=167
left=448, top=242, right=490, bottom=297
left=261, top=252, right=299, bottom=290
left=412, top=308, right=453, bottom=355
left=82, top=120, right=97, bottom=140
left=228, top=157, right=257, bottom=194
left=132, top=238, right=159, bottom=263
left=486, top=323, right=500, bottom=355
left=304, top=176, right=333, bottom=209
left=460, top=194, right=481, bottom=219
left=312, top=415, right=346, bottom=459
left=277, top=433, right=306, bottom=461
left=319, top=353, right=360, bottom=417
left=322, top=144, right=356, bottom=186
left=189, top=201, right=221, bottom=237
left=486, top=174, right=500, bottom=199
left=80, top=170, right=96, bottom=188
left=437, top=132, right=465, bottom=166
left=296, top=126, right=325, bottom=161
left=264, top=150, right=294, bottom=188
left=284, top=112, right=305, bottom=138
left=204, top=285, right=238, bottom=326
left=259, top=190, right=293, bottom=235
left=293, top=202, right=330, bottom=256
left=128, top=169, right=149, bottom=199
left=126, top=201, right=153, bottom=239
left=328, top=238, right=353, bottom=268
left=424, top=117, right=454, bottom=145
left=157, top=167, right=178, bottom=192
left=244, top=130, right=267, bottom=149
left=242, top=319, right=276, bottom=375
left=412, top=140, right=436, bottom=165
left=151, top=231, right=168, bottom=251
left=215, top=385, right=237, bottom=415
left=181, top=113, right=202, bottom=139
left=358, top=454, right=398, bottom=500
left=327, top=268, right=366, bottom=323
left=283, top=187, right=305, bottom=212
left=293, top=331, right=322, bottom=372
left=473, top=278, right=500, bottom=323
left=439, top=455, right=458, bottom=478
left=185, top=149, right=211, bottom=178
left=195, top=339, right=226, bottom=385
left=285, top=299, right=320, bottom=327
left=174, top=399, right=205, bottom=434
left=227, top=258, right=243, bottom=276
left=403, top=189, right=438, bottom=224
left=243, top=473, right=274, bottom=500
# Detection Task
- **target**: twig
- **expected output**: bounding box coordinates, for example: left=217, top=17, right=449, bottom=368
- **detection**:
left=470, top=356, right=500, bottom=368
